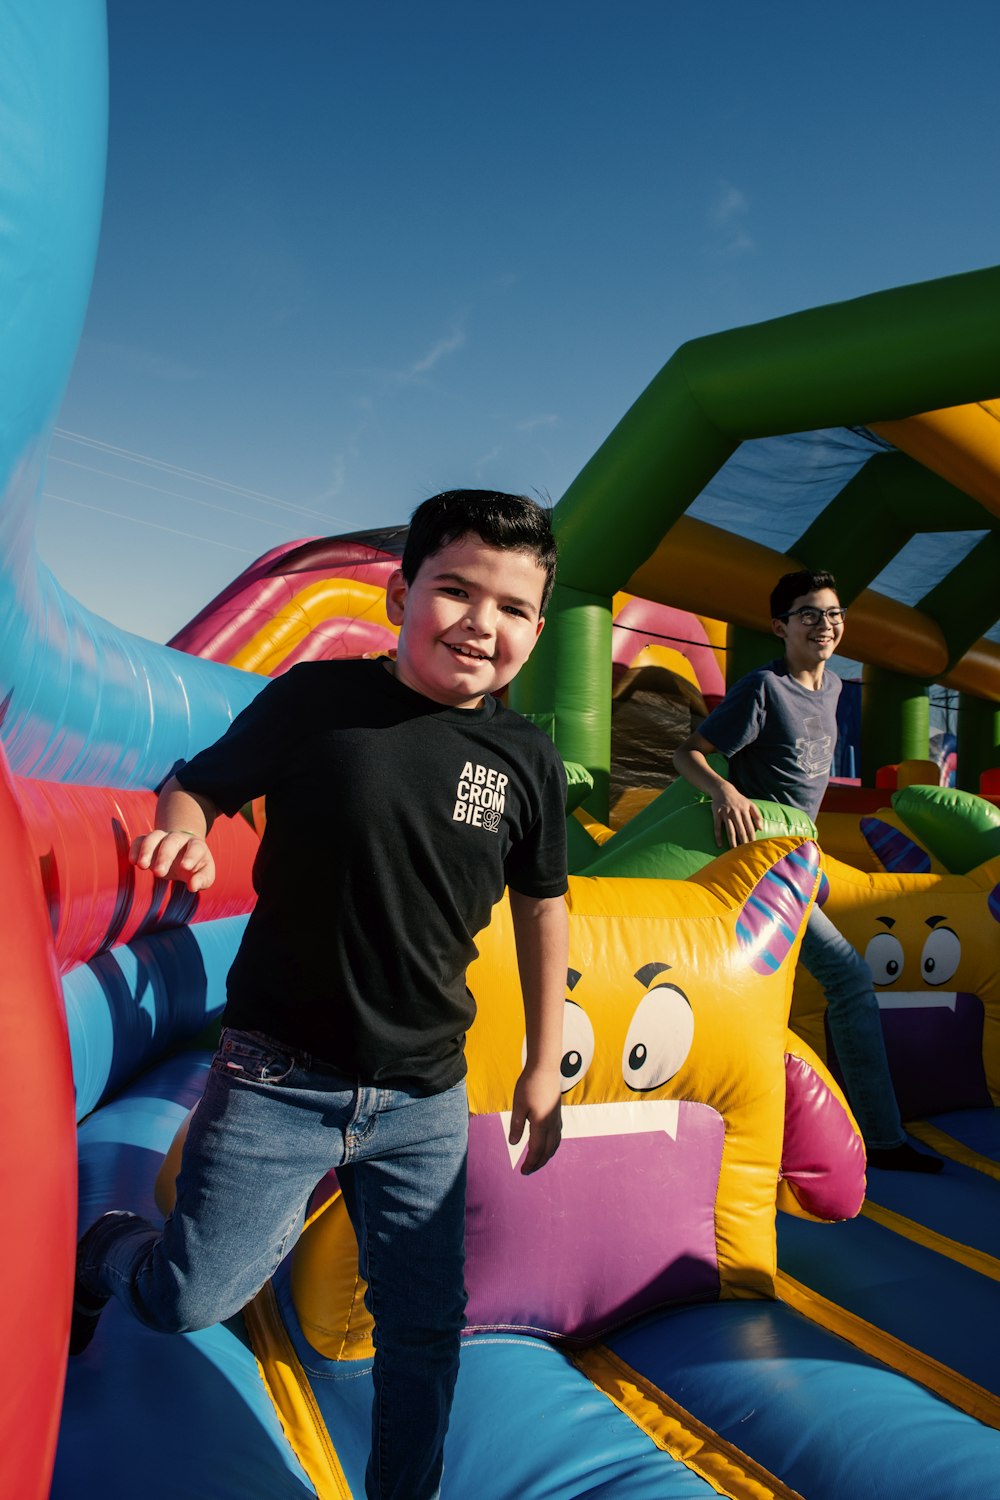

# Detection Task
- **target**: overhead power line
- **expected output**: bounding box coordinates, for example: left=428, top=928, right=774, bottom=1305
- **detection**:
left=43, top=491, right=260, bottom=554
left=52, top=427, right=346, bottom=526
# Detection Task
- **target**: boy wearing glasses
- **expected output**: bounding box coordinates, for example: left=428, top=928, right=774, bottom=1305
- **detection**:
left=674, top=569, right=941, bottom=1173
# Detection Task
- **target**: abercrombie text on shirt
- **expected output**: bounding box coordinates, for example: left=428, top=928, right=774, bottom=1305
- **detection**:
left=453, top=759, right=508, bottom=831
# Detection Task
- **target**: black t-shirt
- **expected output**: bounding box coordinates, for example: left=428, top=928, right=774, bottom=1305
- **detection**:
left=176, top=658, right=568, bottom=1092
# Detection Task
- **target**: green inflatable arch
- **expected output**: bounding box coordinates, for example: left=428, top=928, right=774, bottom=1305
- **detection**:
left=511, top=264, right=1000, bottom=816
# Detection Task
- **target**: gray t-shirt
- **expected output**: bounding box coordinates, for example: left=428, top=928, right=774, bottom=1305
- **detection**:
left=696, top=660, right=840, bottom=822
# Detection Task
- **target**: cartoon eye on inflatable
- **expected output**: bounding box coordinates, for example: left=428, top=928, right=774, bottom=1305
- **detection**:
left=865, top=931, right=905, bottom=985
left=622, top=983, right=694, bottom=1093
left=558, top=999, right=595, bottom=1092
left=524, top=998, right=594, bottom=1092
left=920, top=925, right=960, bottom=986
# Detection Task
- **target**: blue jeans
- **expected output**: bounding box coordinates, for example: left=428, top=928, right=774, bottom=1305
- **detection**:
left=800, top=905, right=904, bottom=1151
left=79, top=1028, right=469, bottom=1500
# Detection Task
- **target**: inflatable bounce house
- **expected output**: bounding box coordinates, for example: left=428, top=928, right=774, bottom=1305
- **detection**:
left=3, top=4, right=999, bottom=1497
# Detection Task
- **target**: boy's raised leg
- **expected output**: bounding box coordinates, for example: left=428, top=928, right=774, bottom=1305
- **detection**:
left=70, top=1030, right=358, bottom=1349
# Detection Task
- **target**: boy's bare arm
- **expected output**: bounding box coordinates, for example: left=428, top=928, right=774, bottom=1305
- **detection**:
left=128, top=774, right=221, bottom=892
left=674, top=730, right=762, bottom=849
left=507, top=888, right=568, bottom=1175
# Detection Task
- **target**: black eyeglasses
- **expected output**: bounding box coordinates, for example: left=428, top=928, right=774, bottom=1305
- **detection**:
left=778, top=607, right=847, bottom=626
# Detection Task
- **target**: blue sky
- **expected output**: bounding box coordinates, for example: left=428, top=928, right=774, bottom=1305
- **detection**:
left=40, top=0, right=1000, bottom=644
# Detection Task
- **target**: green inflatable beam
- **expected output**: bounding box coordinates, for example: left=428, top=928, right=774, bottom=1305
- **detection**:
left=512, top=265, right=1000, bottom=816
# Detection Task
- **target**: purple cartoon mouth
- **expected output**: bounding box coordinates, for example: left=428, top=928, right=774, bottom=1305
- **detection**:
left=832, top=991, right=991, bottom=1117
left=461, top=1101, right=725, bottom=1343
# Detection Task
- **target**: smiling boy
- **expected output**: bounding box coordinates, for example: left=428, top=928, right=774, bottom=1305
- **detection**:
left=71, top=491, right=569, bottom=1500
left=674, top=569, right=941, bottom=1173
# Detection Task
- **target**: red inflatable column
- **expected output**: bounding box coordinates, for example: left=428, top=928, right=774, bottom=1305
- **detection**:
left=0, top=745, right=77, bottom=1500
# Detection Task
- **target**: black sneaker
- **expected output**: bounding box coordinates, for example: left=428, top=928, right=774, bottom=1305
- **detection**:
left=867, top=1141, right=944, bottom=1174
left=69, top=1211, right=131, bottom=1356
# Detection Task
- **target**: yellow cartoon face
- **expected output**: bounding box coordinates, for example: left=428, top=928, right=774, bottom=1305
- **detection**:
left=458, top=838, right=819, bottom=1335
left=792, top=852, right=1000, bottom=1115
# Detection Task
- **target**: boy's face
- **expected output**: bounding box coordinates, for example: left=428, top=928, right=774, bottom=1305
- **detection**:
left=771, top=586, right=845, bottom=670
left=386, top=534, right=547, bottom=708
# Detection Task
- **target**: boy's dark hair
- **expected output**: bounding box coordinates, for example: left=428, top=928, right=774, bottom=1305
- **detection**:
left=770, top=569, right=839, bottom=620
left=402, top=490, right=558, bottom=613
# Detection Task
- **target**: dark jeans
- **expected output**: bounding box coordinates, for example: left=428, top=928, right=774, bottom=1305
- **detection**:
left=80, top=1028, right=470, bottom=1499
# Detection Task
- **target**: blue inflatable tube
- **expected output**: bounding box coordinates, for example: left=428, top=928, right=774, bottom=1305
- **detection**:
left=0, top=0, right=263, bottom=794
left=64, top=916, right=247, bottom=1121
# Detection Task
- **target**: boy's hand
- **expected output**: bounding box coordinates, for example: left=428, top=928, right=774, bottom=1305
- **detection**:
left=711, top=784, right=763, bottom=848
left=508, top=1064, right=562, bottom=1175
left=129, top=829, right=217, bottom=893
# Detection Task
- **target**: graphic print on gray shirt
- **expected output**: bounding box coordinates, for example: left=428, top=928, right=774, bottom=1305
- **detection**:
left=696, top=660, right=841, bottom=823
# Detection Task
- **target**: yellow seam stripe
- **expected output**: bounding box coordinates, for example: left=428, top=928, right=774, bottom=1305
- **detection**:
left=572, top=1344, right=805, bottom=1500
left=905, top=1121, right=1000, bottom=1181
left=571, top=805, right=615, bottom=845
left=861, top=1198, right=1000, bottom=1282
left=303, top=1188, right=339, bottom=1233
left=243, top=1281, right=353, bottom=1500
left=775, top=1270, right=1000, bottom=1430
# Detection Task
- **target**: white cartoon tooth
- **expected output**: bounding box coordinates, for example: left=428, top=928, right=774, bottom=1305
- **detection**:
left=500, top=1099, right=680, bottom=1169
left=876, top=991, right=958, bottom=1013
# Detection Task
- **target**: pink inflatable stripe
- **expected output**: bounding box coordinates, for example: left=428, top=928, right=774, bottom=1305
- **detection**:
left=736, top=842, right=819, bottom=975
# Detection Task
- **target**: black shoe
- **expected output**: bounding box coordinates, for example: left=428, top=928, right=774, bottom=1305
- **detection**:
left=69, top=1282, right=108, bottom=1356
left=69, top=1211, right=130, bottom=1356
left=867, top=1141, right=944, bottom=1174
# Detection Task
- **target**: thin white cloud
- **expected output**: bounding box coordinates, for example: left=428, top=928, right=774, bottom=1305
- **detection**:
left=474, top=445, right=502, bottom=478
left=516, top=413, right=559, bottom=433
left=78, top=336, right=204, bottom=382
left=709, top=181, right=755, bottom=256
left=311, top=453, right=348, bottom=504
left=712, top=183, right=748, bottom=224
left=410, top=325, right=466, bottom=375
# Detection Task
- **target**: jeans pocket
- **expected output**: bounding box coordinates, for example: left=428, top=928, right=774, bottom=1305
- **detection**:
left=212, top=1027, right=296, bottom=1085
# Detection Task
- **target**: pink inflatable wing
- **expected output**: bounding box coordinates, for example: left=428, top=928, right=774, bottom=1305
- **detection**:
left=779, top=1045, right=867, bottom=1222
left=169, top=536, right=402, bottom=665
left=612, top=596, right=726, bottom=701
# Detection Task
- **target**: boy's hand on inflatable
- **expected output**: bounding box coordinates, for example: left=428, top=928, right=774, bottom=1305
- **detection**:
left=129, top=829, right=217, bottom=892
left=711, top=785, right=764, bottom=848
left=508, top=1065, right=562, bottom=1175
